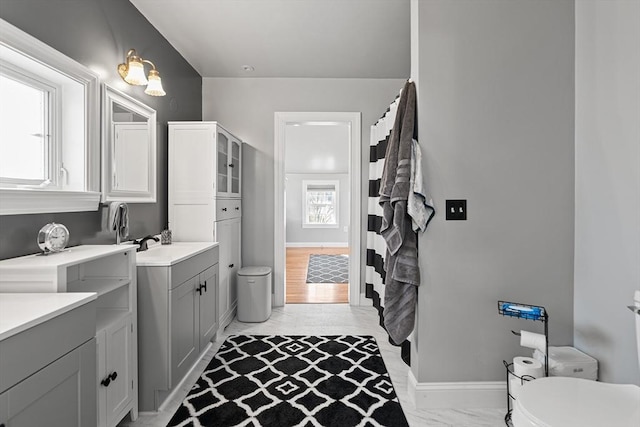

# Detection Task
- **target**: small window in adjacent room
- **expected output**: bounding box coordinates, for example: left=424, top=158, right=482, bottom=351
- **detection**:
left=303, top=180, right=339, bottom=228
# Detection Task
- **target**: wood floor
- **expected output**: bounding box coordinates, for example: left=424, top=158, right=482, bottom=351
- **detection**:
left=286, top=247, right=349, bottom=304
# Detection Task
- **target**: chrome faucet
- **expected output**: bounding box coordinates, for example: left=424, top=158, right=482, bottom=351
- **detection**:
left=134, top=235, right=159, bottom=252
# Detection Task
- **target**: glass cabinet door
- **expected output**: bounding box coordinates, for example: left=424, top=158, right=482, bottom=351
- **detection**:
left=216, top=131, right=228, bottom=196
left=230, top=140, right=240, bottom=195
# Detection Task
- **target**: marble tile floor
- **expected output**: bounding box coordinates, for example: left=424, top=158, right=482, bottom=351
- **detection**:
left=118, top=304, right=505, bottom=427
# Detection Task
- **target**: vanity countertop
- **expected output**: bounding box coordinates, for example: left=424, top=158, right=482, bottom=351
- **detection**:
left=135, top=242, right=219, bottom=267
left=0, top=244, right=135, bottom=269
left=0, top=292, right=96, bottom=341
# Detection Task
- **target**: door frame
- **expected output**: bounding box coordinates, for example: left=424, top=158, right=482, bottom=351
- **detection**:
left=274, top=112, right=361, bottom=306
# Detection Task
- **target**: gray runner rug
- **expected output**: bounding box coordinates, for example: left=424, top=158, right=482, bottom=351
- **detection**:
left=306, top=254, right=349, bottom=284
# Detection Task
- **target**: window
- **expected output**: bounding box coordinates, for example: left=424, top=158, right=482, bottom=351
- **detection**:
left=303, top=180, right=339, bottom=228
left=0, top=18, right=100, bottom=215
left=0, top=68, right=56, bottom=187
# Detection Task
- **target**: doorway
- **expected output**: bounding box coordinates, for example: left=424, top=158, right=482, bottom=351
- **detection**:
left=274, top=112, right=361, bottom=306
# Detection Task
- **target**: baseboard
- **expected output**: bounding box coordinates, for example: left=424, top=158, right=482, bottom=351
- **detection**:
left=285, top=242, right=348, bottom=248
left=408, top=370, right=506, bottom=409
left=356, top=292, right=367, bottom=306
left=218, top=304, right=237, bottom=335
left=157, top=341, right=214, bottom=412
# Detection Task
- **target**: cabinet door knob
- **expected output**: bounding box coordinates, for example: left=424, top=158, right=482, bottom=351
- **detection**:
left=229, top=263, right=234, bottom=268
left=222, top=208, right=227, bottom=211
left=228, top=163, right=235, bottom=168
left=102, top=371, right=118, bottom=386
left=202, top=280, right=207, bottom=292
left=235, top=207, right=240, bottom=210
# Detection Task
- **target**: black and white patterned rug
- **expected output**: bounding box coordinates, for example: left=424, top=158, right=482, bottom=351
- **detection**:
left=167, top=335, right=409, bottom=427
left=306, top=254, right=349, bottom=284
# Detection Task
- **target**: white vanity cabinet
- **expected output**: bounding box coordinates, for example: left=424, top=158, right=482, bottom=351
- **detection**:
left=0, top=294, right=97, bottom=427
left=169, top=121, right=243, bottom=331
left=170, top=264, right=218, bottom=383
left=0, top=245, right=138, bottom=427
left=136, top=243, right=219, bottom=411
left=97, top=313, right=133, bottom=427
left=214, top=209, right=241, bottom=328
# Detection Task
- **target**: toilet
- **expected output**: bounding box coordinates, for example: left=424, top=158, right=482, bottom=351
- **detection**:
left=512, top=291, right=640, bottom=427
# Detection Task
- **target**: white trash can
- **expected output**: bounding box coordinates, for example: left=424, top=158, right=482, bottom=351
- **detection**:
left=237, top=266, right=272, bottom=322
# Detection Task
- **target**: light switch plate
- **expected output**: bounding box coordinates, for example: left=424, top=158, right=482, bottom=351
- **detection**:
left=446, top=200, right=467, bottom=220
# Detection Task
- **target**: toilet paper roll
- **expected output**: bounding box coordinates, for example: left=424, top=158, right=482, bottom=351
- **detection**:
left=513, top=356, right=544, bottom=379
left=520, top=330, right=546, bottom=354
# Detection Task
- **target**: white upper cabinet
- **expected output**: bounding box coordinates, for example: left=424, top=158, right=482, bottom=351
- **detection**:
left=169, top=122, right=241, bottom=203
left=216, top=127, right=242, bottom=199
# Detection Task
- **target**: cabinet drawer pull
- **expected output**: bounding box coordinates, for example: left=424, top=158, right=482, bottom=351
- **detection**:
left=196, top=285, right=202, bottom=295
left=229, top=263, right=234, bottom=268
left=101, top=371, right=117, bottom=387
left=235, top=207, right=240, bottom=210
left=222, top=207, right=227, bottom=211
left=202, top=280, right=207, bottom=292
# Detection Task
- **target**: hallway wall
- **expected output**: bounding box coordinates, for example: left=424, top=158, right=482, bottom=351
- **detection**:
left=202, top=77, right=406, bottom=293
left=411, top=0, right=575, bottom=384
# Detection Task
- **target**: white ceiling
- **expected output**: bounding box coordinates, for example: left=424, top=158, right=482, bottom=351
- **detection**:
left=129, top=0, right=410, bottom=78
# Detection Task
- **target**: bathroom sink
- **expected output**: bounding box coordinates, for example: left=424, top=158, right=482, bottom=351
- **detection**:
left=135, top=242, right=218, bottom=266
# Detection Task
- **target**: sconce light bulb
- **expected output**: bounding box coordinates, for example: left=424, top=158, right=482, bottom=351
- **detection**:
left=124, top=59, right=148, bottom=86
left=144, top=69, right=166, bottom=96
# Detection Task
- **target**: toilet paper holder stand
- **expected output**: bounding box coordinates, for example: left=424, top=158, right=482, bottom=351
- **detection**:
left=498, top=300, right=549, bottom=426
left=497, top=300, right=549, bottom=375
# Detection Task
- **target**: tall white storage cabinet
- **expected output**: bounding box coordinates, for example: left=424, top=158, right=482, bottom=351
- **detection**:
left=169, top=122, right=242, bottom=330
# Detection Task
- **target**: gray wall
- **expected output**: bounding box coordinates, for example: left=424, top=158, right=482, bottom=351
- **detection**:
left=286, top=173, right=349, bottom=245
left=0, top=0, right=202, bottom=260
left=574, top=0, right=640, bottom=385
left=411, top=0, right=575, bottom=382
left=202, top=78, right=406, bottom=286
left=284, top=124, right=350, bottom=174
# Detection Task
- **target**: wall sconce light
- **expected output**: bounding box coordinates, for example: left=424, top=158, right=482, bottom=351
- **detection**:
left=117, top=49, right=166, bottom=96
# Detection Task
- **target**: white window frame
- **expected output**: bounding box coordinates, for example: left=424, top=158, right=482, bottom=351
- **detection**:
left=302, top=180, right=339, bottom=229
left=0, top=18, right=100, bottom=215
left=0, top=63, right=59, bottom=188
